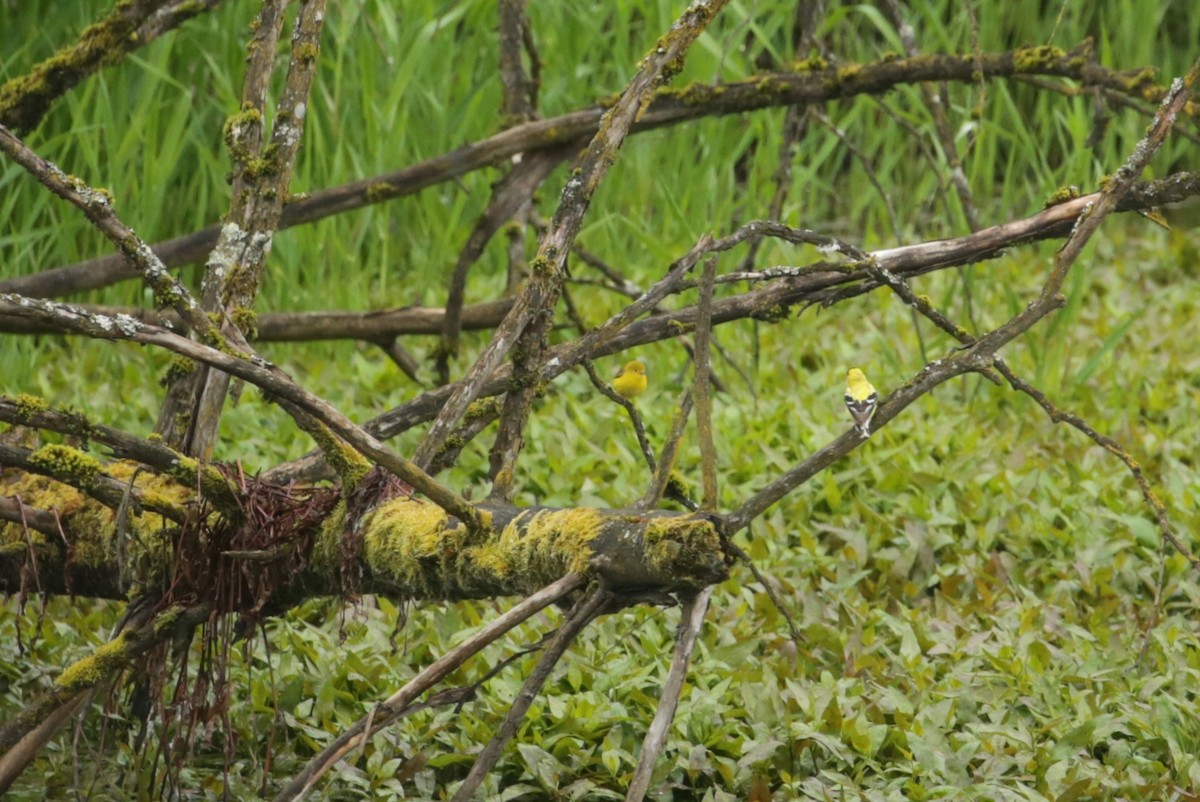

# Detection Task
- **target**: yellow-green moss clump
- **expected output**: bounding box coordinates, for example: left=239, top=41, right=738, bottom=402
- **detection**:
left=54, top=632, right=131, bottom=690
left=28, top=444, right=103, bottom=489
left=309, top=499, right=348, bottom=575
left=1044, top=185, right=1083, bottom=208
left=1012, top=45, right=1066, bottom=73
left=364, top=497, right=461, bottom=595
left=364, top=182, right=396, bottom=203
left=302, top=421, right=370, bottom=486
left=643, top=515, right=721, bottom=574
left=0, top=459, right=185, bottom=573
left=11, top=393, right=49, bottom=420
left=466, top=508, right=605, bottom=587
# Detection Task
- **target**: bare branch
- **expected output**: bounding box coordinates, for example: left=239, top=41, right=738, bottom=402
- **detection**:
left=2, top=47, right=1185, bottom=299
left=625, top=587, right=712, bottom=801
left=0, top=124, right=218, bottom=341
left=449, top=586, right=610, bottom=802
left=726, top=62, right=1198, bottom=534
left=414, top=0, right=731, bottom=469
left=693, top=258, right=719, bottom=511
left=272, top=573, right=588, bottom=802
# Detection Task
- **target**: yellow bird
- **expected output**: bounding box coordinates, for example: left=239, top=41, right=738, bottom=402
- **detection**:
left=844, top=368, right=877, bottom=438
left=612, top=360, right=648, bottom=400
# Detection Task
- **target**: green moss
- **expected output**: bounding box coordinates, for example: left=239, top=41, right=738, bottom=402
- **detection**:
left=364, top=498, right=458, bottom=594
left=152, top=283, right=185, bottom=309
left=310, top=499, right=348, bottom=574
left=11, top=393, right=49, bottom=421
left=244, top=156, right=275, bottom=179
left=1043, top=185, right=1083, bottom=208
left=463, top=397, right=502, bottom=424
left=836, top=63, right=863, bottom=82
left=364, top=182, right=396, bottom=203
left=749, top=303, right=790, bottom=323
left=159, top=355, right=196, bottom=388
left=794, top=54, right=830, bottom=71
left=230, top=306, right=258, bottom=339
left=643, top=515, right=721, bottom=575
left=54, top=633, right=131, bottom=690
left=752, top=74, right=791, bottom=101
left=222, top=108, right=263, bottom=162
left=167, top=456, right=237, bottom=510
left=306, top=422, right=370, bottom=486
left=0, top=0, right=150, bottom=131
left=28, top=444, right=103, bottom=490
left=665, top=470, right=691, bottom=501
left=1012, top=45, right=1066, bottom=72
left=294, top=42, right=320, bottom=61
left=469, top=507, right=604, bottom=583
left=151, top=605, right=184, bottom=634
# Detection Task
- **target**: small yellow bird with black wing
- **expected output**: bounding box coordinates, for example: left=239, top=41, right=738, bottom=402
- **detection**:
left=844, top=368, right=877, bottom=438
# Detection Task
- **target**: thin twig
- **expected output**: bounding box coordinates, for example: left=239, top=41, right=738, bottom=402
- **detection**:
left=449, top=586, right=610, bottom=802
left=638, top=391, right=694, bottom=511
left=725, top=539, right=806, bottom=648
left=582, top=360, right=656, bottom=473
left=272, top=573, right=587, bottom=802
left=625, top=586, right=713, bottom=802
left=693, top=258, right=719, bottom=511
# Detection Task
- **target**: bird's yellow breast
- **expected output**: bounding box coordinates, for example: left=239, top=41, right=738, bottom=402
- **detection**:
left=612, top=360, right=648, bottom=399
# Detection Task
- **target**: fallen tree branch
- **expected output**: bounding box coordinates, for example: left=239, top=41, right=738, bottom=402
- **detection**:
left=272, top=573, right=587, bottom=802
left=0, top=293, right=480, bottom=530
left=3, top=45, right=1183, bottom=299
left=0, top=298, right=514, bottom=339
left=448, top=586, right=611, bottom=802
left=625, top=586, right=713, bottom=801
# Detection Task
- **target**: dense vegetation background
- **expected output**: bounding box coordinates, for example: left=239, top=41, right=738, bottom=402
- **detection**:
left=2, top=0, right=1199, bottom=799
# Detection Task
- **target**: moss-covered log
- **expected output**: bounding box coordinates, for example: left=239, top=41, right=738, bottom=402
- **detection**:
left=0, top=466, right=729, bottom=606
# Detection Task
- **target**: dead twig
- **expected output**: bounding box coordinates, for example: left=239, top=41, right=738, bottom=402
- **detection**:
left=449, top=586, right=611, bottom=802
left=625, top=586, right=713, bottom=802
left=273, top=573, right=587, bottom=802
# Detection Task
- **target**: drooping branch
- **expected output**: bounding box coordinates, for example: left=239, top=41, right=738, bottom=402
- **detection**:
left=0, top=603, right=212, bottom=773
left=866, top=238, right=1199, bottom=569
left=448, top=587, right=611, bottom=802
left=0, top=124, right=219, bottom=342
left=272, top=573, right=587, bottom=802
